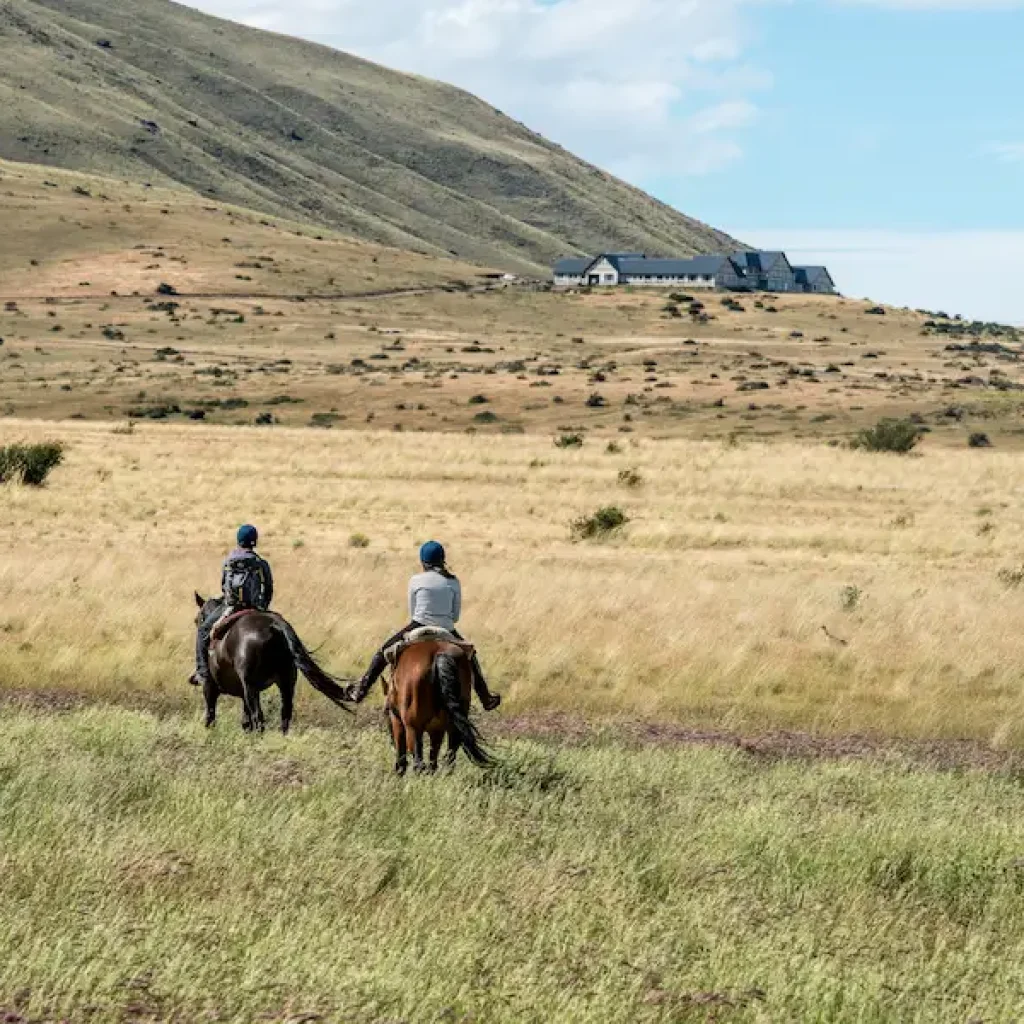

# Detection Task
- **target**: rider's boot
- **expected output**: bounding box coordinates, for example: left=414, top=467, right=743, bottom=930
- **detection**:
left=471, top=654, right=501, bottom=711
left=347, top=651, right=387, bottom=704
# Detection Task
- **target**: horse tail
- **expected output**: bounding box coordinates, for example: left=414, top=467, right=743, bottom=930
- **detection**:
left=274, top=618, right=353, bottom=713
left=434, top=650, right=492, bottom=767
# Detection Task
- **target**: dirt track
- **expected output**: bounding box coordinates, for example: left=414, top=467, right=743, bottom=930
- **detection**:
left=4, top=688, right=1022, bottom=776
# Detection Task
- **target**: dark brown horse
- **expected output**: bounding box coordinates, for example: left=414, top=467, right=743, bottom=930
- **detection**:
left=385, top=639, right=492, bottom=774
left=194, top=594, right=351, bottom=733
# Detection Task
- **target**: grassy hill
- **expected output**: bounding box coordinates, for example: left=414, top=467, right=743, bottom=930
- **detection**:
left=0, top=157, right=491, bottom=298
left=0, top=0, right=740, bottom=273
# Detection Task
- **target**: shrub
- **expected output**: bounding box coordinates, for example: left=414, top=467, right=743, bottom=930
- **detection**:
left=617, top=467, right=643, bottom=488
left=156, top=282, right=178, bottom=296
left=851, top=418, right=921, bottom=454
left=839, top=585, right=862, bottom=612
left=865, top=305, right=886, bottom=315
left=570, top=505, right=629, bottom=541
left=349, top=533, right=370, bottom=549
left=554, top=432, right=584, bottom=449
left=468, top=394, right=489, bottom=405
left=473, top=411, right=499, bottom=423
left=968, top=432, right=992, bottom=448
left=585, top=393, right=607, bottom=408
left=605, top=441, right=623, bottom=454
left=0, top=442, right=65, bottom=486
left=998, top=566, right=1024, bottom=588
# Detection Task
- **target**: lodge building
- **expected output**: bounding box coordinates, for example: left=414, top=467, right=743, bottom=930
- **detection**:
left=553, top=250, right=836, bottom=294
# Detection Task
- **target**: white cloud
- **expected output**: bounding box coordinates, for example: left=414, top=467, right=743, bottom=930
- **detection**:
left=983, top=142, right=1024, bottom=164
left=736, top=228, right=1024, bottom=324
left=184, top=0, right=761, bottom=180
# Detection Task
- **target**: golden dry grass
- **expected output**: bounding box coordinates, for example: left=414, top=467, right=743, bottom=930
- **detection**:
left=4, top=418, right=1024, bottom=744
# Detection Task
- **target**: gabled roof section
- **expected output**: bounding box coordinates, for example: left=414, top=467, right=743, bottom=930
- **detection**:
left=794, top=265, right=833, bottom=282
left=732, top=250, right=790, bottom=274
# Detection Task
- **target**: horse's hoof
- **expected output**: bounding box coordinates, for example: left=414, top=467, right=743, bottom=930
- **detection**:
left=481, top=693, right=501, bottom=711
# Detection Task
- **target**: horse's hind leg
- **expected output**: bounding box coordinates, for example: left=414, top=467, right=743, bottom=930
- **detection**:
left=279, top=675, right=295, bottom=735
left=241, top=682, right=264, bottom=735
left=408, top=724, right=427, bottom=774
left=203, top=677, right=219, bottom=729
left=428, top=729, right=444, bottom=774
left=389, top=710, right=408, bottom=775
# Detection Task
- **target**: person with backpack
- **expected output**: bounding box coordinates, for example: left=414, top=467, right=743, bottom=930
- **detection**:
left=345, top=540, right=501, bottom=710
left=189, top=524, right=274, bottom=687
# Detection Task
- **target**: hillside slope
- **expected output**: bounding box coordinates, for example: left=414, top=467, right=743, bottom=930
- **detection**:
left=0, top=158, right=490, bottom=298
left=0, top=0, right=740, bottom=273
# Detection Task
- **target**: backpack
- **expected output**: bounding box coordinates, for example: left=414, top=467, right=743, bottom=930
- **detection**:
left=223, top=554, right=266, bottom=609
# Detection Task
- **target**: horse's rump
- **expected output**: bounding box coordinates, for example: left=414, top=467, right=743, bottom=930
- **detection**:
left=384, top=627, right=475, bottom=670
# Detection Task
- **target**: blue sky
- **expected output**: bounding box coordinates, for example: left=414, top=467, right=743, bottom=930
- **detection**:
left=191, top=0, right=1024, bottom=321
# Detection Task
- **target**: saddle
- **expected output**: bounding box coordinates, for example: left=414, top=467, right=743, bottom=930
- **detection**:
left=383, top=626, right=475, bottom=668
left=210, top=607, right=261, bottom=646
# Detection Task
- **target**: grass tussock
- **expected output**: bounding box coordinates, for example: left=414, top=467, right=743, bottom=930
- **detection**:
left=570, top=505, right=630, bottom=541
left=3, top=706, right=1024, bottom=1022
left=0, top=441, right=65, bottom=486
left=851, top=418, right=921, bottom=454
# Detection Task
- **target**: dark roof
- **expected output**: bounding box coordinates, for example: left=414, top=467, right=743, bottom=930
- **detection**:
left=618, top=255, right=740, bottom=277
left=793, top=265, right=833, bottom=283
left=555, top=252, right=752, bottom=280
left=554, top=253, right=647, bottom=275
left=553, top=257, right=591, bottom=275
left=731, top=250, right=790, bottom=274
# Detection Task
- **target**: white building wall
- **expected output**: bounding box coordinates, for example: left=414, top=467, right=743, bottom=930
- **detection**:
left=585, top=258, right=620, bottom=286
left=622, top=274, right=717, bottom=289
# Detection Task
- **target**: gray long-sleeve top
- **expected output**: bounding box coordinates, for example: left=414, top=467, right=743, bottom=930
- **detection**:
left=408, top=569, right=461, bottom=630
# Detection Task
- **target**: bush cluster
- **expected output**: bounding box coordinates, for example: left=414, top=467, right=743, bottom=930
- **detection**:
left=0, top=442, right=65, bottom=486
left=851, top=418, right=921, bottom=454
left=570, top=505, right=629, bottom=541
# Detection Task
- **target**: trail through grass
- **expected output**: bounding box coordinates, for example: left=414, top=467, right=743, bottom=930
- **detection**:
left=3, top=706, right=1024, bottom=1022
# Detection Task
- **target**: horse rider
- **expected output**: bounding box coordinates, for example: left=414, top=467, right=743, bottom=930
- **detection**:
left=346, top=541, right=501, bottom=711
left=190, top=524, right=274, bottom=687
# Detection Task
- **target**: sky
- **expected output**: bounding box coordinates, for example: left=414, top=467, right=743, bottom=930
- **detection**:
left=185, top=0, right=1024, bottom=323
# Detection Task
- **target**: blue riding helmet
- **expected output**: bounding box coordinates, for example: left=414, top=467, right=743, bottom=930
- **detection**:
left=237, top=524, right=259, bottom=548
left=419, top=540, right=445, bottom=567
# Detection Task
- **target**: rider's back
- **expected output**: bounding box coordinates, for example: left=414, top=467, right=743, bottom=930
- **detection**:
left=222, top=547, right=274, bottom=610
left=408, top=569, right=461, bottom=631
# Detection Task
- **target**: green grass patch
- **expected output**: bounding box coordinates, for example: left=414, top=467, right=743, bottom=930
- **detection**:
left=2, top=706, right=1024, bottom=1022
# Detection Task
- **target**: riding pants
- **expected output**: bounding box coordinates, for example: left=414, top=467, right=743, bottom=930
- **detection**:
left=194, top=599, right=225, bottom=683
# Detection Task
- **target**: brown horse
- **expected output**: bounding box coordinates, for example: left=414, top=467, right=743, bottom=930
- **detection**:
left=194, top=594, right=351, bottom=733
left=386, top=639, right=492, bottom=774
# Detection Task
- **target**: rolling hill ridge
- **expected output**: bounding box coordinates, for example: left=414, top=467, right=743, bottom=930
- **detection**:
left=0, top=0, right=741, bottom=273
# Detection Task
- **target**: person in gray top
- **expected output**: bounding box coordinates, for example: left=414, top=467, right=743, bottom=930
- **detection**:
left=346, top=540, right=501, bottom=710
left=189, top=524, right=274, bottom=687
